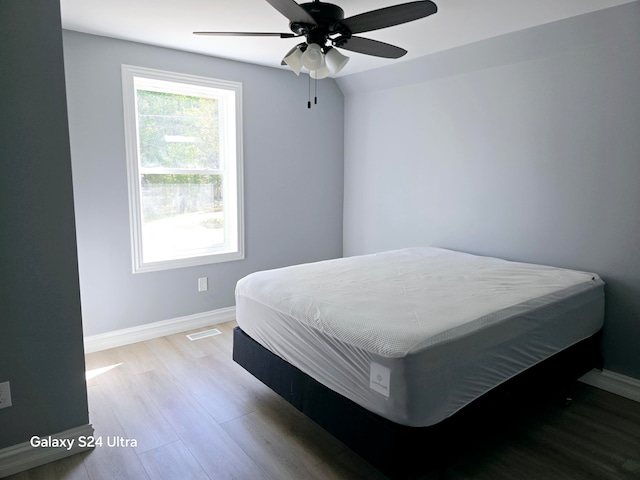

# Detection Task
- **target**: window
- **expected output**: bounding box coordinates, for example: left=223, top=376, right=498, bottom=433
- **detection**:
left=122, top=65, right=243, bottom=273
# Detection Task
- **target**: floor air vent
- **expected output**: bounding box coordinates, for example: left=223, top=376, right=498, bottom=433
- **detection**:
left=187, top=328, right=222, bottom=341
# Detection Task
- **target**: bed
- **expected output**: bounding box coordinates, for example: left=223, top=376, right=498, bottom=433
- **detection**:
left=233, top=248, right=604, bottom=478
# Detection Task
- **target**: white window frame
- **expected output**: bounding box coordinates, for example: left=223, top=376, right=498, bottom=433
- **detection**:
left=121, top=65, right=244, bottom=273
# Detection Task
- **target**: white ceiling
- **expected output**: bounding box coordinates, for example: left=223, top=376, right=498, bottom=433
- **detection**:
left=60, top=0, right=635, bottom=77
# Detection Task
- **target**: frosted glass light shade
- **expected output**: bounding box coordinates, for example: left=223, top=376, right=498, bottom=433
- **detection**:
left=325, top=47, right=349, bottom=74
left=283, top=48, right=303, bottom=75
left=310, top=64, right=330, bottom=79
left=301, top=43, right=324, bottom=70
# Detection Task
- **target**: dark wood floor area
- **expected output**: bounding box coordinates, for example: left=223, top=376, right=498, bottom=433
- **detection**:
left=7, top=321, right=640, bottom=479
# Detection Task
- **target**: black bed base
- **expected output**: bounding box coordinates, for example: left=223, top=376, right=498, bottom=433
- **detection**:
left=233, top=327, right=603, bottom=479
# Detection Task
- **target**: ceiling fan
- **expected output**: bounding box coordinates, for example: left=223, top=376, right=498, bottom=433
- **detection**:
left=194, top=0, right=438, bottom=80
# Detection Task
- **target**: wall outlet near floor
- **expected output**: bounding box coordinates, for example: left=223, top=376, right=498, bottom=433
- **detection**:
left=198, top=277, right=208, bottom=292
left=0, top=381, right=12, bottom=409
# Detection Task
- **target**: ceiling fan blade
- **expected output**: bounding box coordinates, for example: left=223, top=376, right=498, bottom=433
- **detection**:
left=341, top=1, right=437, bottom=35
left=335, top=36, right=407, bottom=59
left=265, top=0, right=318, bottom=25
left=194, top=31, right=297, bottom=38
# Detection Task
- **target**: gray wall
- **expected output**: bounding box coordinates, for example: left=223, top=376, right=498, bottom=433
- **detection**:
left=337, top=3, right=640, bottom=379
left=62, top=32, right=344, bottom=337
left=0, top=1, right=89, bottom=448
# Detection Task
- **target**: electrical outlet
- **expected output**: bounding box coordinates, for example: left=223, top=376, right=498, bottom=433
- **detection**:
left=198, top=277, right=208, bottom=292
left=0, top=381, right=12, bottom=409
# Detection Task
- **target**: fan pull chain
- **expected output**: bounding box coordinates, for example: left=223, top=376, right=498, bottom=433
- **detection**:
left=307, top=73, right=318, bottom=108
left=307, top=74, right=320, bottom=109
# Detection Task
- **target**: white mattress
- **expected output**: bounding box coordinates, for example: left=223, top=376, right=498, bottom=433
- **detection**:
left=235, top=248, right=604, bottom=427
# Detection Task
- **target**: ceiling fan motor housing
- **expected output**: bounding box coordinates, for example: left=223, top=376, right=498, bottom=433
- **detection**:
left=291, top=2, right=347, bottom=44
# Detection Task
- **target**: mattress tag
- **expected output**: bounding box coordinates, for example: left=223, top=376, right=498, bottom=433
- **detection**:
left=370, top=362, right=391, bottom=398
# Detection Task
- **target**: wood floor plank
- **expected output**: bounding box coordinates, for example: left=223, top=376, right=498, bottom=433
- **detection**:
left=221, top=411, right=319, bottom=480
left=160, top=351, right=255, bottom=424
left=219, top=384, right=347, bottom=479
left=138, top=441, right=210, bottom=480
left=135, top=367, right=271, bottom=480
left=84, top=349, right=125, bottom=388
left=94, top=364, right=179, bottom=455
left=443, top=386, right=640, bottom=480
left=143, top=336, right=194, bottom=367
left=244, top=385, right=348, bottom=461
left=110, top=341, right=165, bottom=376
left=192, top=352, right=284, bottom=423
left=529, top=416, right=635, bottom=479
left=569, top=387, right=640, bottom=442
left=82, top=385, right=151, bottom=480
left=207, top=321, right=236, bottom=356
left=143, top=336, right=254, bottom=423
left=163, top=329, right=225, bottom=359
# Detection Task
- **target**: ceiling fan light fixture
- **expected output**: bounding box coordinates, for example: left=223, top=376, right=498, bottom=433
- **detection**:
left=325, top=47, right=349, bottom=75
left=301, top=43, right=325, bottom=71
left=310, top=64, right=331, bottom=80
left=283, top=47, right=303, bottom=75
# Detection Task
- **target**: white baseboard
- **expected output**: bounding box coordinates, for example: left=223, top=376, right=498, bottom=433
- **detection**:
left=0, top=424, right=94, bottom=477
left=579, top=369, right=640, bottom=403
left=83, top=306, right=236, bottom=354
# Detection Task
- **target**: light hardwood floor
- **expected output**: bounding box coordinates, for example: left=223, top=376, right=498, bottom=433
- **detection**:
left=7, top=321, right=640, bottom=479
